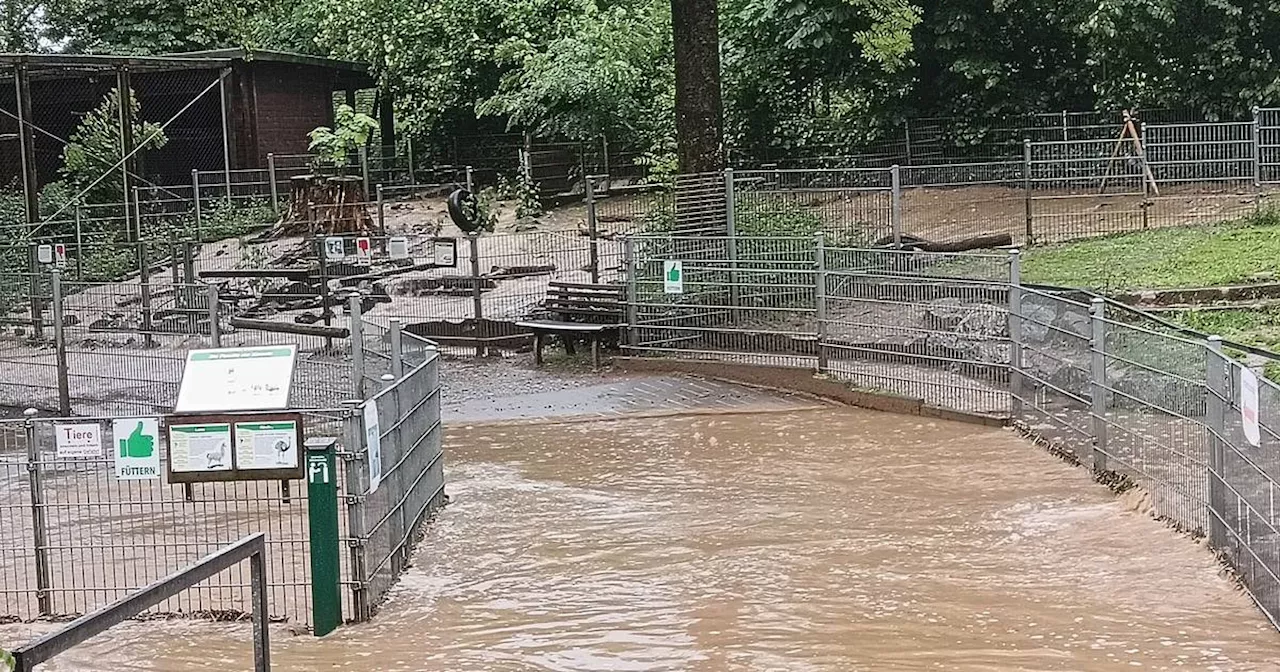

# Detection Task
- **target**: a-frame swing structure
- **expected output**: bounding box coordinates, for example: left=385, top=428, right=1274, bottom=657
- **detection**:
left=1099, top=110, right=1160, bottom=196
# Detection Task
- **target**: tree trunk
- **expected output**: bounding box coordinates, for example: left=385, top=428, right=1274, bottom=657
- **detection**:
left=271, top=174, right=374, bottom=237
left=671, top=0, right=724, bottom=175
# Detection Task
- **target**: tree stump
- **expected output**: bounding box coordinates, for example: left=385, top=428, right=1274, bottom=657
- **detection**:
left=271, top=174, right=375, bottom=237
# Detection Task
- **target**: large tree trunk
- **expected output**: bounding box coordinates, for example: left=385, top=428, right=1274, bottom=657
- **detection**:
left=671, top=0, right=724, bottom=175
left=271, top=175, right=375, bottom=237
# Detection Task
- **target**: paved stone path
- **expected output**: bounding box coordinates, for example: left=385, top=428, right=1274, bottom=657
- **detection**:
left=441, top=356, right=821, bottom=423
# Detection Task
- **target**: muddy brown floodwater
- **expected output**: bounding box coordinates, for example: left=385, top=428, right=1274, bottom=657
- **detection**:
left=7, top=407, right=1280, bottom=671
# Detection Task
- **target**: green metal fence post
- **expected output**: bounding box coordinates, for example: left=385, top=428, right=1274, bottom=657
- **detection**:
left=306, top=437, right=342, bottom=636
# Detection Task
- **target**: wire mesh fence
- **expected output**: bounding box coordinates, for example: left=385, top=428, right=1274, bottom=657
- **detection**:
left=621, top=232, right=1280, bottom=629
left=626, top=235, right=1012, bottom=414
left=0, top=409, right=346, bottom=624
left=345, top=353, right=445, bottom=617
left=1215, top=358, right=1280, bottom=626
left=0, top=338, right=443, bottom=628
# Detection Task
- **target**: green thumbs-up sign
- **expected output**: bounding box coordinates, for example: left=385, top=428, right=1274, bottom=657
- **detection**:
left=120, top=421, right=155, bottom=458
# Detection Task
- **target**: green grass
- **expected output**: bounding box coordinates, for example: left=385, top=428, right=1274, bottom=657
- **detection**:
left=1022, top=209, right=1280, bottom=291
left=1166, top=307, right=1280, bottom=351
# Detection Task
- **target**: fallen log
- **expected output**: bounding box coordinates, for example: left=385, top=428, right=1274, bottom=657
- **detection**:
left=873, top=233, right=1013, bottom=252
left=199, top=268, right=312, bottom=280
left=229, top=317, right=350, bottom=339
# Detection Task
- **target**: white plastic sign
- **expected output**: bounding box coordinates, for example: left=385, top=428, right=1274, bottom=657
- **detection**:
left=308, top=452, right=330, bottom=485
left=54, top=243, right=67, bottom=268
left=663, top=260, right=684, bottom=294
left=113, top=418, right=161, bottom=480
left=355, top=237, right=372, bottom=266
left=234, top=420, right=299, bottom=470
left=364, top=401, right=383, bottom=494
left=324, top=237, right=345, bottom=261
left=388, top=236, right=410, bottom=260
left=1242, top=367, right=1261, bottom=447
left=432, top=239, right=457, bottom=268
left=55, top=422, right=102, bottom=458
left=175, top=345, right=297, bottom=413
left=37, top=244, right=53, bottom=265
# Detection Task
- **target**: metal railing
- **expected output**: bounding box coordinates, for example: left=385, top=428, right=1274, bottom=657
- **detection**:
left=9, top=533, right=271, bottom=672
left=5, top=113, right=1280, bottom=372
left=621, top=233, right=1280, bottom=629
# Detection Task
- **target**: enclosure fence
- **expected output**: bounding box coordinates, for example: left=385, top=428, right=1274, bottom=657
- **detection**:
left=0, top=321, right=445, bottom=627
left=623, top=233, right=1280, bottom=629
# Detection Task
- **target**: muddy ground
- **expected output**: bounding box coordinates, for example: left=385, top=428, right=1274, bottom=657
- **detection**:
left=0, top=183, right=1270, bottom=414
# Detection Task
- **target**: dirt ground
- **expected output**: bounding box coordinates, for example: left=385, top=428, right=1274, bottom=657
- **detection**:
left=0, top=182, right=1270, bottom=414
left=768, top=183, right=1270, bottom=246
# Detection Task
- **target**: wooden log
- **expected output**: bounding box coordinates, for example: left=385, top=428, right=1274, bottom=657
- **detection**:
left=874, top=233, right=1013, bottom=253
left=229, top=317, right=350, bottom=338
left=199, top=268, right=312, bottom=280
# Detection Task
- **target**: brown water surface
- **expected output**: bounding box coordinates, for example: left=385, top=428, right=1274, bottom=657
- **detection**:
left=7, top=408, right=1279, bottom=670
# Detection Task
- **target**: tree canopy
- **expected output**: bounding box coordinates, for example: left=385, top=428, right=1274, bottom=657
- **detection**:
left=6, top=0, right=1280, bottom=167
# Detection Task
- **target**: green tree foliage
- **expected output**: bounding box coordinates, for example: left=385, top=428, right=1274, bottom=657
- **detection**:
left=910, top=0, right=1093, bottom=119
left=318, top=0, right=575, bottom=137
left=478, top=1, right=674, bottom=149
left=308, top=103, right=379, bottom=172
left=46, top=0, right=233, bottom=53
left=28, top=0, right=1280, bottom=169
left=1078, top=0, right=1280, bottom=116
left=0, top=0, right=43, bottom=51
left=721, top=0, right=919, bottom=156
left=61, top=88, right=168, bottom=205
left=43, top=0, right=321, bottom=54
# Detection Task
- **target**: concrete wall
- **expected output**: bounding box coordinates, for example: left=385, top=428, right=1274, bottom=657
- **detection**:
left=615, top=357, right=1008, bottom=427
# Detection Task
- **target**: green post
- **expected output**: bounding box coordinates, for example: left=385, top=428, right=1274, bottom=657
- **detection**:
left=306, top=437, right=342, bottom=636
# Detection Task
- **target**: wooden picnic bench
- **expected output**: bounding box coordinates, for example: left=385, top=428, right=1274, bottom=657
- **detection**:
left=517, top=281, right=625, bottom=369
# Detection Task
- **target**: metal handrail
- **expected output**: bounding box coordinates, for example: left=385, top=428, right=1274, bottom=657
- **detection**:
left=10, top=533, right=271, bottom=672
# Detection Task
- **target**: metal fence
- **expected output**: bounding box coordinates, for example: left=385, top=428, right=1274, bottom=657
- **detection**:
left=0, top=337, right=444, bottom=627
left=627, top=235, right=1013, bottom=415
left=346, top=350, right=445, bottom=617
left=600, top=124, right=1280, bottom=252
left=6, top=112, right=1280, bottom=369
left=622, top=233, right=1280, bottom=629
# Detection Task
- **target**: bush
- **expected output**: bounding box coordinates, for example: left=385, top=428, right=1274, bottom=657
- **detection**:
left=195, top=198, right=277, bottom=242
left=77, top=245, right=138, bottom=283
left=497, top=173, right=543, bottom=220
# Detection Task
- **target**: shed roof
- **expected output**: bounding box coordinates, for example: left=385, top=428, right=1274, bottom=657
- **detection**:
left=166, top=48, right=371, bottom=74
left=0, top=48, right=376, bottom=88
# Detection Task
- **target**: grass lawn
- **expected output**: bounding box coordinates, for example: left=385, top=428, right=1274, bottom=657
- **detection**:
left=1174, top=307, right=1280, bottom=351
left=1021, top=210, right=1280, bottom=291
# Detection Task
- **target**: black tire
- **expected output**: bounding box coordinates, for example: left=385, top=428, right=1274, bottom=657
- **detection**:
left=448, top=188, right=481, bottom=233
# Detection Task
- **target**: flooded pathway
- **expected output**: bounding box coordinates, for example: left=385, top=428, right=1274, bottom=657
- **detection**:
left=8, top=407, right=1280, bottom=670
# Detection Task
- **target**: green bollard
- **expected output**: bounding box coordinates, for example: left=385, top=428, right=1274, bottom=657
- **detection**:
left=306, top=437, right=342, bottom=636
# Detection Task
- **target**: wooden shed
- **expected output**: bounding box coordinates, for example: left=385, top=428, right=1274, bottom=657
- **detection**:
left=1, top=49, right=386, bottom=221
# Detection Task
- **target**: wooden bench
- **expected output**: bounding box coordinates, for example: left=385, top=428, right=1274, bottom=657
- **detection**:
left=517, top=282, right=625, bottom=369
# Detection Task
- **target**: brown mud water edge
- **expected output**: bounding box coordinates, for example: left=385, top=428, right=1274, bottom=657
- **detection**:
left=1010, top=417, right=1253, bottom=601
left=615, top=359, right=1240, bottom=577
left=1008, top=419, right=1135, bottom=492
left=1007, top=418, right=1219, bottom=549
left=613, top=357, right=1006, bottom=427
